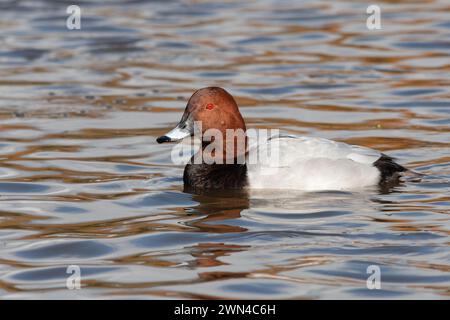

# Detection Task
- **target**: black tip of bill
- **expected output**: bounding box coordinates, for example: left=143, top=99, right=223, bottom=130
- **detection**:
left=156, top=136, right=171, bottom=144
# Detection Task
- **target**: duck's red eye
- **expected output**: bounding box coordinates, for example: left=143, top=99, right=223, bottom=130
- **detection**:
left=206, top=103, right=215, bottom=110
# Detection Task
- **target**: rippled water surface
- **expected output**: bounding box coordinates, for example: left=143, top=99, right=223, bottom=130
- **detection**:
left=1, top=0, right=450, bottom=299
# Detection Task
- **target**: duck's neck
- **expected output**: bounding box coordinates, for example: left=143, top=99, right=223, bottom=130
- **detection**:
left=183, top=132, right=248, bottom=191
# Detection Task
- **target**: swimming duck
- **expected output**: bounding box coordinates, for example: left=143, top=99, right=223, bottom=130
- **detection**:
left=156, top=87, right=410, bottom=191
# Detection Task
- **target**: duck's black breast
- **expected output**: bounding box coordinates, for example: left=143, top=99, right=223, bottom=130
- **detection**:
left=183, top=163, right=248, bottom=191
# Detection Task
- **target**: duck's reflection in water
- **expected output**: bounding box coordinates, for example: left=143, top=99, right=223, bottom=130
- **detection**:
left=185, top=181, right=402, bottom=223
left=183, top=188, right=250, bottom=232
left=178, top=188, right=248, bottom=271
left=179, top=183, right=403, bottom=270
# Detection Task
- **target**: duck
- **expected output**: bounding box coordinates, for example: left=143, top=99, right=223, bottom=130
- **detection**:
left=156, top=87, right=411, bottom=192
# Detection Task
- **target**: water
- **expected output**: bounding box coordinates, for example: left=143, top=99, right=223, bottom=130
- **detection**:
left=0, top=0, right=449, bottom=299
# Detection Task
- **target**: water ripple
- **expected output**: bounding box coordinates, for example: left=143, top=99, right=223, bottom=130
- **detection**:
left=0, top=0, right=449, bottom=299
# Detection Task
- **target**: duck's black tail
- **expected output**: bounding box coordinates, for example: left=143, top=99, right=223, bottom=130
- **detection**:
left=374, top=154, right=408, bottom=183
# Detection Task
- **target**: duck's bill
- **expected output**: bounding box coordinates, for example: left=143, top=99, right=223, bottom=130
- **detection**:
left=157, top=115, right=195, bottom=143
left=156, top=126, right=191, bottom=143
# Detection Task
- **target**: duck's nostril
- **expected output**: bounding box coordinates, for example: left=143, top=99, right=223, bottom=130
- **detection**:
left=156, top=136, right=171, bottom=144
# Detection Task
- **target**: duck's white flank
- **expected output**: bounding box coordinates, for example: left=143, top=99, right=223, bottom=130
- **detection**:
left=246, top=135, right=381, bottom=191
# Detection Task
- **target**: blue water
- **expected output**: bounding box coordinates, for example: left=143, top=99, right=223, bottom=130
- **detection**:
left=0, top=0, right=449, bottom=299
